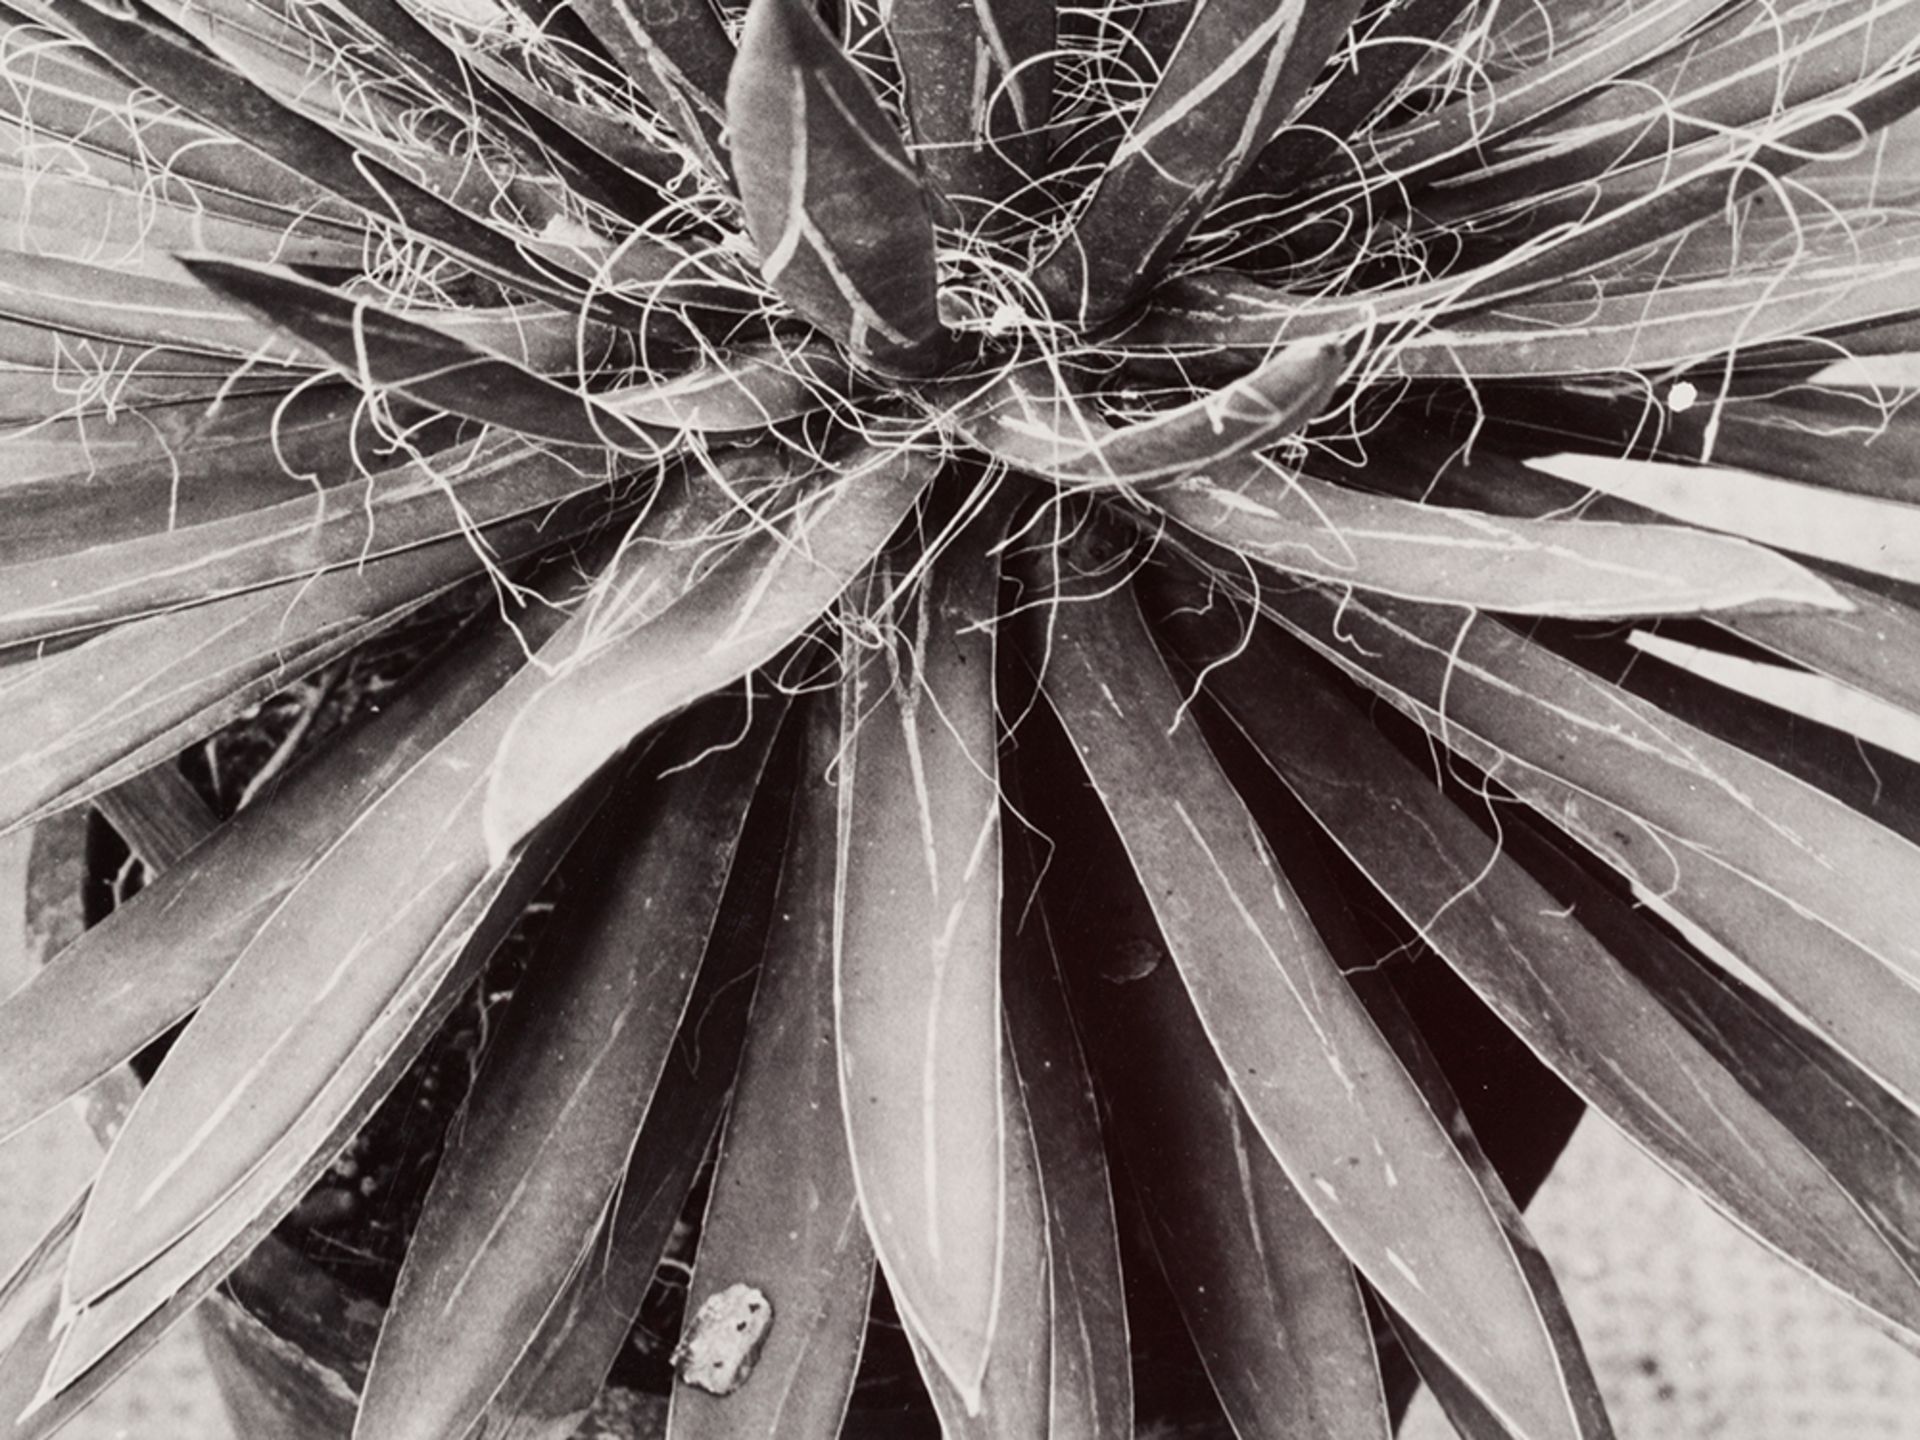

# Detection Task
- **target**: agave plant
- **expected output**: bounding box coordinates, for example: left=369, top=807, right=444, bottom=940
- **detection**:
left=5, top=0, right=1920, bottom=1434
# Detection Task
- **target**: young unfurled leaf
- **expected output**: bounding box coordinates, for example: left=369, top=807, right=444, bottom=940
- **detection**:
left=1164, top=600, right=1920, bottom=1338
left=599, top=342, right=851, bottom=431
left=1034, top=0, right=1354, bottom=323
left=666, top=700, right=872, bottom=1440
left=1020, top=693, right=1387, bottom=1440
left=482, top=440, right=935, bottom=863
left=1028, top=526, right=1580, bottom=1440
left=726, top=0, right=951, bottom=374
left=950, top=338, right=1348, bottom=488
left=1259, top=584, right=1920, bottom=1122
left=836, top=515, right=1007, bottom=1408
left=354, top=692, right=785, bottom=1440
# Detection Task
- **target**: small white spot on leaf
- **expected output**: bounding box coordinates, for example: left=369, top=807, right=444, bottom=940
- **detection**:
left=672, top=1284, right=775, bottom=1396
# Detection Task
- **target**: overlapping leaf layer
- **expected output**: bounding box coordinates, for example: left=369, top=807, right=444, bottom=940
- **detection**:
left=5, top=0, right=1920, bottom=1435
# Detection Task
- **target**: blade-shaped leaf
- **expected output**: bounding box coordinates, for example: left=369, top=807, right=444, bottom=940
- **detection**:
left=886, top=0, right=1053, bottom=215
left=0, top=432, right=630, bottom=647
left=93, top=763, right=216, bottom=874
left=285, top=0, right=649, bottom=220
left=1000, top=822, right=1132, bottom=1440
left=1258, top=583, right=1920, bottom=1123
left=0, top=384, right=367, bottom=492
left=26, top=0, right=647, bottom=326
left=1154, top=465, right=1844, bottom=616
left=1034, top=0, right=1357, bottom=324
left=726, top=0, right=950, bottom=374
left=1258, top=806, right=1612, bottom=1440
left=665, top=699, right=873, bottom=1440
left=0, top=250, right=305, bottom=361
left=355, top=689, right=784, bottom=1440
left=1429, top=0, right=1920, bottom=225
left=0, top=502, right=602, bottom=836
left=58, top=569, right=678, bottom=1321
left=1628, top=629, right=1920, bottom=766
left=949, top=338, right=1348, bottom=488
left=0, top=153, right=365, bottom=278
left=1497, top=803, right=1920, bottom=1282
left=482, top=439, right=935, bottom=862
left=1345, top=423, right=1920, bottom=722
left=1399, top=242, right=1920, bottom=378
left=1131, top=62, right=1920, bottom=370
left=1026, top=524, right=1580, bottom=1440
left=0, top=23, right=367, bottom=239
left=1305, top=902, right=1605, bottom=1440
left=1361, top=999, right=1613, bottom=1440
left=32, top=775, right=605, bottom=1412
left=1230, top=0, right=1475, bottom=201
left=1160, top=594, right=1920, bottom=1338
left=570, top=0, right=736, bottom=176
left=0, top=600, right=565, bottom=1146
left=467, top=755, right=795, bottom=1440
left=1016, top=685, right=1388, bottom=1440
left=184, top=260, right=669, bottom=451
left=1365, top=0, right=1730, bottom=178
left=904, top=1045, right=1050, bottom=1439
left=1569, top=382, right=1920, bottom=508
left=0, top=1194, right=85, bottom=1440
left=835, top=514, right=1006, bottom=1407
left=1529, top=449, right=1920, bottom=585
left=0, top=387, right=449, bottom=565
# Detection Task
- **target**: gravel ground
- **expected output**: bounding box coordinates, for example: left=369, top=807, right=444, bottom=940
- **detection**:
left=5, top=823, right=1920, bottom=1440
left=1402, top=1117, right=1920, bottom=1440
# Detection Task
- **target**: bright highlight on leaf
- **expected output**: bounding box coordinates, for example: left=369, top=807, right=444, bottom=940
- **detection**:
left=10, top=0, right=1920, bottom=1433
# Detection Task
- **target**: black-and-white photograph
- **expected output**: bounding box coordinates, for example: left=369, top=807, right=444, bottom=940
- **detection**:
left=3, top=1, right=1919, bottom=1436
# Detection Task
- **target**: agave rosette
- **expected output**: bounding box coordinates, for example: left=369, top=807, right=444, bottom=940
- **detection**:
left=4, top=0, right=1920, bottom=1435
